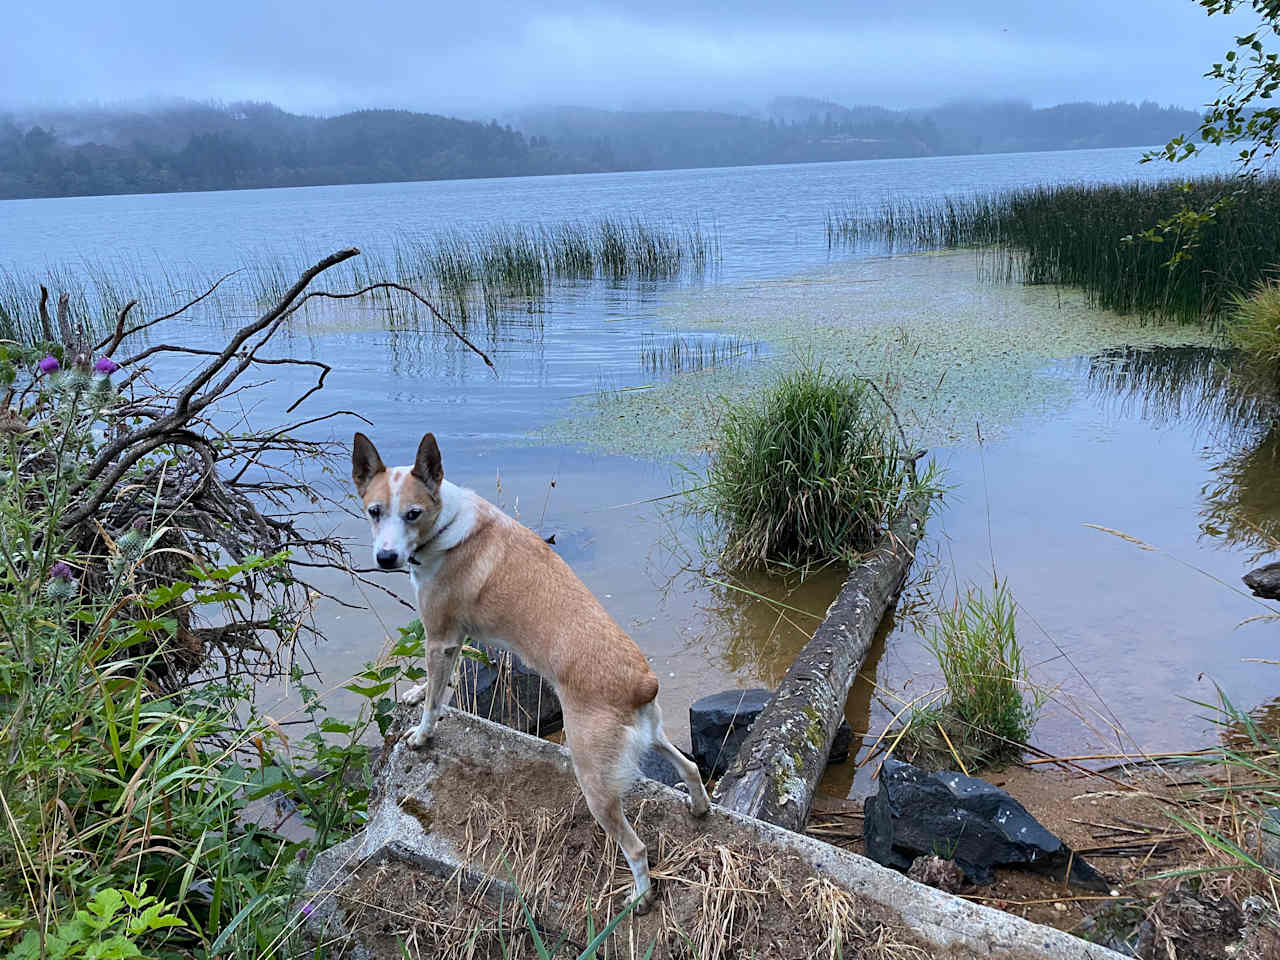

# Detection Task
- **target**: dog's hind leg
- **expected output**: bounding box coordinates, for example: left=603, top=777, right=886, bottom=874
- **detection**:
left=566, top=715, right=657, bottom=914
left=641, top=702, right=709, bottom=817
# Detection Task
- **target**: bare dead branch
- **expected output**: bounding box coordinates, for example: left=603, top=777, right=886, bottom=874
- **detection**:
left=95, top=271, right=239, bottom=355
left=282, top=281, right=496, bottom=372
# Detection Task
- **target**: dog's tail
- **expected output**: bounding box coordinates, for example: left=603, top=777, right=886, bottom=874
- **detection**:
left=632, top=668, right=659, bottom=710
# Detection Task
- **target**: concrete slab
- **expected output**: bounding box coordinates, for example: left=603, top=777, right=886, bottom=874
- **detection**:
left=304, top=709, right=1127, bottom=959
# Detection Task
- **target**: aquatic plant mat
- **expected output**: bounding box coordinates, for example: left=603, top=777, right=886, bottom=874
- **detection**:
left=304, top=710, right=1127, bottom=959
left=546, top=250, right=1218, bottom=456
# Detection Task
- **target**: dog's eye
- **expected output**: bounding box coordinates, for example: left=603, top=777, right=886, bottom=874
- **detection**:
left=368, top=505, right=382, bottom=520
left=405, top=507, right=423, bottom=522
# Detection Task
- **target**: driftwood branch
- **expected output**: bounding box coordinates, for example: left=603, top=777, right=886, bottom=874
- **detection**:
left=20, top=248, right=477, bottom=686
left=713, top=487, right=932, bottom=832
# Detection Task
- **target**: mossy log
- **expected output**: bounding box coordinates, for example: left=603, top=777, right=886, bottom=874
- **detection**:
left=713, top=488, right=932, bottom=832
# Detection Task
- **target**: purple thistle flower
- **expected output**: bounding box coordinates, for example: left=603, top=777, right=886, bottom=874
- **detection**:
left=93, top=357, right=119, bottom=375
left=38, top=356, right=60, bottom=375
left=301, top=902, right=314, bottom=918
left=50, top=561, right=74, bottom=581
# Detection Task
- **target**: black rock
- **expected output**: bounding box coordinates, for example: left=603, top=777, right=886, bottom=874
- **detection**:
left=639, top=745, right=690, bottom=788
left=830, top=720, right=853, bottom=764
left=864, top=757, right=1111, bottom=891
left=690, top=688, right=853, bottom=779
left=690, top=689, right=772, bottom=779
left=450, top=645, right=563, bottom=735
left=1243, top=561, right=1280, bottom=600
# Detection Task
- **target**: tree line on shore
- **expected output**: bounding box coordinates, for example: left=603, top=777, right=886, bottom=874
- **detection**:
left=0, top=97, right=1203, bottom=200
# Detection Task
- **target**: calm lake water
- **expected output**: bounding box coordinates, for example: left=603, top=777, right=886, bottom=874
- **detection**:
left=5, top=146, right=1274, bottom=795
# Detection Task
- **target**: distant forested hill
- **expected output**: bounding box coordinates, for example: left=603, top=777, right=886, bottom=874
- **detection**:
left=0, top=103, right=552, bottom=199
left=0, top=97, right=1204, bottom=200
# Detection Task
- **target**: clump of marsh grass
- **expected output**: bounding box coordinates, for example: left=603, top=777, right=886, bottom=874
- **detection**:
left=896, top=580, right=1039, bottom=772
left=695, top=364, right=927, bottom=571
left=1226, top=277, right=1280, bottom=366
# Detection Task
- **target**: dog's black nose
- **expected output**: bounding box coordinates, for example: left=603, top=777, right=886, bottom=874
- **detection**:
left=376, top=550, right=399, bottom=570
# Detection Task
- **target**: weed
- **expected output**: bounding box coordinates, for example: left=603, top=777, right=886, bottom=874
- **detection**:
left=695, top=363, right=928, bottom=571
left=898, top=580, right=1039, bottom=771
left=828, top=176, right=1280, bottom=324
left=1226, top=277, right=1280, bottom=365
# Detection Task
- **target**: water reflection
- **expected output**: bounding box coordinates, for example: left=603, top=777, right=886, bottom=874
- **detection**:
left=695, top=567, right=847, bottom=688
left=1084, top=345, right=1270, bottom=439
left=1080, top=345, right=1280, bottom=560
left=1202, top=423, right=1280, bottom=561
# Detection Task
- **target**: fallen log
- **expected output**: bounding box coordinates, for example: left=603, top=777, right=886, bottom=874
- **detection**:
left=713, top=485, right=932, bottom=831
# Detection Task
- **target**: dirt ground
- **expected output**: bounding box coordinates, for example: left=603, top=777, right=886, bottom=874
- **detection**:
left=806, top=759, right=1280, bottom=956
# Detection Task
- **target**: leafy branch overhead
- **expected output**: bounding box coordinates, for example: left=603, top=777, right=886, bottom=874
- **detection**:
left=1148, top=0, right=1280, bottom=168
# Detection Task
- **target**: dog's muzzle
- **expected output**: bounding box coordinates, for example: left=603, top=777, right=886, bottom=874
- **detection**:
left=376, top=549, right=400, bottom=570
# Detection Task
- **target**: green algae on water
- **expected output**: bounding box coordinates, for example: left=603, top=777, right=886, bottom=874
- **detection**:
left=542, top=251, right=1218, bottom=456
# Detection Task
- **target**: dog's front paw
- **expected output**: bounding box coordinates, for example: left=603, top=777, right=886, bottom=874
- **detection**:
left=399, top=683, right=428, bottom=705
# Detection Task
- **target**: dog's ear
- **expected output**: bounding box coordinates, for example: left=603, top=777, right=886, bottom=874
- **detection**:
left=352, top=432, right=386, bottom=497
left=411, top=433, right=444, bottom=487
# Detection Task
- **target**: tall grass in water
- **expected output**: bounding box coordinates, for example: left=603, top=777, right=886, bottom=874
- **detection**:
left=1226, top=277, right=1280, bottom=365
left=828, top=176, right=1280, bottom=324
left=234, top=215, right=721, bottom=327
left=696, top=364, right=928, bottom=571
left=0, top=260, right=227, bottom=345
left=897, top=581, right=1039, bottom=772
left=639, top=334, right=760, bottom=374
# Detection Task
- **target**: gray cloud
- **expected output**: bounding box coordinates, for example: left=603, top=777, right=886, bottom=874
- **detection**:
left=1, top=1, right=1258, bottom=116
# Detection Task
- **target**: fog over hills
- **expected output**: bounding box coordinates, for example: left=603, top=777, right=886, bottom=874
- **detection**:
left=0, top=96, right=1205, bottom=200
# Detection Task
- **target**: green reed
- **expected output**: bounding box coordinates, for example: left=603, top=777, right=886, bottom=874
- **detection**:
left=639, top=334, right=760, bottom=374
left=828, top=175, right=1280, bottom=324
left=694, top=363, right=930, bottom=571
left=1, top=215, right=722, bottom=344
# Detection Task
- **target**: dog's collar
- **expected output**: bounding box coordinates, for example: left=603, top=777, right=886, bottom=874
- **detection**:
left=408, top=513, right=457, bottom=565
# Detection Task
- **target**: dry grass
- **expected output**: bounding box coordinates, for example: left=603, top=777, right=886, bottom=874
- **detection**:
left=334, top=794, right=931, bottom=960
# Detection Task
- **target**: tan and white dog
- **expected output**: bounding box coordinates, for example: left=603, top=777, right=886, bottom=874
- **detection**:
left=351, top=431, right=709, bottom=912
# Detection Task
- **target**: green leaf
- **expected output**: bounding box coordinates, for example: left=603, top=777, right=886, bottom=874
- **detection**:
left=86, top=935, right=142, bottom=960
left=343, top=680, right=393, bottom=698
left=208, top=893, right=269, bottom=956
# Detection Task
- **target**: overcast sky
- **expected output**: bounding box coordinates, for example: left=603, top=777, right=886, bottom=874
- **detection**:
left=2, top=1, right=1260, bottom=117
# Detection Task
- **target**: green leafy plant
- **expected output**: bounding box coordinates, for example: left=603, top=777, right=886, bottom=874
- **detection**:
left=6, top=885, right=184, bottom=960
left=0, top=307, right=383, bottom=959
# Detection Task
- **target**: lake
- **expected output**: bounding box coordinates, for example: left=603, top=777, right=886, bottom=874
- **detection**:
left=5, top=145, right=1274, bottom=795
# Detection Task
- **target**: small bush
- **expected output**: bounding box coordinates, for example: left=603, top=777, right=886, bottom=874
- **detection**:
left=1226, top=278, right=1280, bottom=365
left=900, top=581, right=1038, bottom=770
left=699, top=364, right=924, bottom=571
